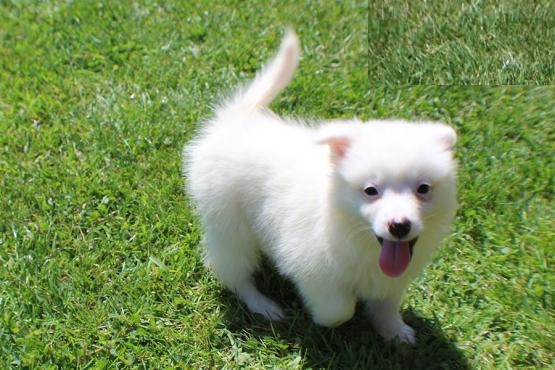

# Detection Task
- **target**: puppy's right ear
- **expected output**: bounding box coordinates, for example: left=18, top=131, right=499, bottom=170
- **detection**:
left=315, top=122, right=359, bottom=162
left=317, top=136, right=351, bottom=161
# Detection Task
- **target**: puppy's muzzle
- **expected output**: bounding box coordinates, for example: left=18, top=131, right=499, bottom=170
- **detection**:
left=388, top=218, right=411, bottom=239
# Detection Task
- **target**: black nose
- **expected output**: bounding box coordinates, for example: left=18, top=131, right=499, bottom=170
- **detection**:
left=388, top=219, right=411, bottom=238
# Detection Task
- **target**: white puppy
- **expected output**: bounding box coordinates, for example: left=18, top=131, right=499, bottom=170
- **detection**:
left=184, top=30, right=457, bottom=344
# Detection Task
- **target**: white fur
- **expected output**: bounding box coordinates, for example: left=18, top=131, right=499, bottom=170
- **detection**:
left=183, top=31, right=457, bottom=344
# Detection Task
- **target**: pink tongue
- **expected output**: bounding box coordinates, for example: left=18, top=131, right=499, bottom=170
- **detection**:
left=379, top=240, right=411, bottom=278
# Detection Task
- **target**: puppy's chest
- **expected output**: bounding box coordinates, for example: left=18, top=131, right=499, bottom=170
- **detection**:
left=354, top=277, right=403, bottom=300
left=351, top=264, right=406, bottom=300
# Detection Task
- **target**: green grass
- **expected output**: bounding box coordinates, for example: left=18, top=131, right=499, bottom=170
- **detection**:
left=369, top=0, right=555, bottom=84
left=0, top=1, right=553, bottom=368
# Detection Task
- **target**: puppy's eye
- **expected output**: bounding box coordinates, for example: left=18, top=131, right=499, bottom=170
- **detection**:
left=417, top=183, right=431, bottom=195
left=364, top=186, right=379, bottom=197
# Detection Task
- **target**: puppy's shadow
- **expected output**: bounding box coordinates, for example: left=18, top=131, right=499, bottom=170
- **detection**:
left=219, top=266, right=470, bottom=369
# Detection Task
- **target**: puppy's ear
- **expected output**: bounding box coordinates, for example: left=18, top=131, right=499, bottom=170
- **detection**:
left=315, top=122, right=359, bottom=162
left=317, top=136, right=352, bottom=160
left=433, top=124, right=457, bottom=151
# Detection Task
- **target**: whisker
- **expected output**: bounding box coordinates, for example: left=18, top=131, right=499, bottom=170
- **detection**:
left=344, top=222, right=374, bottom=244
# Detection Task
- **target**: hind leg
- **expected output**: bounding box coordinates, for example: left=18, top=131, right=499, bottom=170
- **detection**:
left=202, top=220, right=284, bottom=321
left=297, top=279, right=356, bottom=327
left=234, top=278, right=284, bottom=320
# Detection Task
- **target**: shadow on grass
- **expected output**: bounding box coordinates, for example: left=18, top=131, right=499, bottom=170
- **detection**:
left=219, top=270, right=469, bottom=369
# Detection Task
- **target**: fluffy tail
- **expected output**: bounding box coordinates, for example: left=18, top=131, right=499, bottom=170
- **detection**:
left=228, top=29, right=300, bottom=111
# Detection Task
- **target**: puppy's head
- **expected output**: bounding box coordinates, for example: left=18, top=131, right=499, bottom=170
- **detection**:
left=317, top=120, right=457, bottom=278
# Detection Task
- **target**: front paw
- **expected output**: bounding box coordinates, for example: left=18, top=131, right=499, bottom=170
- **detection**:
left=392, top=322, right=416, bottom=344
left=375, top=321, right=416, bottom=345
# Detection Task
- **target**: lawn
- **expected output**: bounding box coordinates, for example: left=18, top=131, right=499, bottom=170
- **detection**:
left=0, top=1, right=553, bottom=368
left=368, top=0, right=555, bottom=84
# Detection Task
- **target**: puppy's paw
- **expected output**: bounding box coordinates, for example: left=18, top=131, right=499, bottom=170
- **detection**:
left=236, top=281, right=285, bottom=321
left=246, top=294, right=285, bottom=321
left=377, top=321, right=416, bottom=345
left=392, top=322, right=416, bottom=345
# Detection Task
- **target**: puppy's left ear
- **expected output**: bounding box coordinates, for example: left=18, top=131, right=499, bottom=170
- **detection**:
left=433, top=124, right=457, bottom=151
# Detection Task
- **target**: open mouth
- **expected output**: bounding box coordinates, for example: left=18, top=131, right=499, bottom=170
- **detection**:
left=376, top=236, right=418, bottom=278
